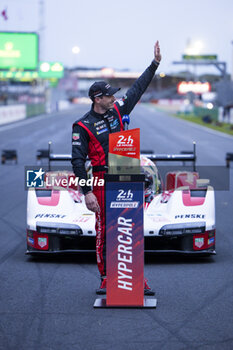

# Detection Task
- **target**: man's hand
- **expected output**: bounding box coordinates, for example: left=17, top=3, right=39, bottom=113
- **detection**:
left=154, top=40, right=161, bottom=63
left=85, top=192, right=100, bottom=213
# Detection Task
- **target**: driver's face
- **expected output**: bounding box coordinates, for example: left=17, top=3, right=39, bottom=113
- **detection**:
left=99, top=95, right=116, bottom=110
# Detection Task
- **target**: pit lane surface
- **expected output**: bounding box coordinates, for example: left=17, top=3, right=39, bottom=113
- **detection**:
left=0, top=104, right=233, bottom=350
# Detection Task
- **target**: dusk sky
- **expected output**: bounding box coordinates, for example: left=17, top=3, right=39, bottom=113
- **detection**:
left=1, top=0, right=233, bottom=75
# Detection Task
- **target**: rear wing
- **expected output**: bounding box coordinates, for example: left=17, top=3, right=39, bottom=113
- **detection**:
left=47, top=142, right=71, bottom=170
left=142, top=142, right=196, bottom=171
left=47, top=141, right=196, bottom=171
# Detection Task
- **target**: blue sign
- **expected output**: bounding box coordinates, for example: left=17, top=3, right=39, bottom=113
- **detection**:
left=105, top=178, right=144, bottom=306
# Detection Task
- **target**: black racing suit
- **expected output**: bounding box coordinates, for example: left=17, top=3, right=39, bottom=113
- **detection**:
left=72, top=60, right=159, bottom=276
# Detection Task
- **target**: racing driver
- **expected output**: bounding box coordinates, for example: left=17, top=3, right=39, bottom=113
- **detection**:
left=72, top=41, right=162, bottom=295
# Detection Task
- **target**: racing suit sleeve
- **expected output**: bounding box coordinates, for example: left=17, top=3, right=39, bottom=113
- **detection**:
left=116, top=60, right=160, bottom=116
left=71, top=123, right=92, bottom=195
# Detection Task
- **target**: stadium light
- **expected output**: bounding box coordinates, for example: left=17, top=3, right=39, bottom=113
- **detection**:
left=71, top=46, right=80, bottom=68
left=72, top=46, right=80, bottom=54
left=231, top=41, right=233, bottom=81
left=159, top=72, right=166, bottom=78
left=185, top=40, right=204, bottom=55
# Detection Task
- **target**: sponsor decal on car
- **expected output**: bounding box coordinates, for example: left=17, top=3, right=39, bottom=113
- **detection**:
left=175, top=214, right=205, bottom=219
left=149, top=216, right=171, bottom=223
left=208, top=237, right=215, bottom=245
left=27, top=237, right=34, bottom=246
left=35, top=213, right=66, bottom=219
left=38, top=237, right=47, bottom=248
left=73, top=217, right=91, bottom=223
left=160, top=192, right=171, bottom=203
left=68, top=190, right=82, bottom=203
left=194, top=237, right=204, bottom=248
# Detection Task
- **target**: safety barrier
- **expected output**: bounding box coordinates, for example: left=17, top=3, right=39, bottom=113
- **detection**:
left=0, top=104, right=26, bottom=125
left=0, top=103, right=46, bottom=125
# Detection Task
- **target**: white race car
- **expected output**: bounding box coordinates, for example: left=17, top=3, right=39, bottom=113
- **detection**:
left=26, top=148, right=216, bottom=256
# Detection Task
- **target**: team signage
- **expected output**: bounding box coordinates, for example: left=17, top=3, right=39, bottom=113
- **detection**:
left=39, top=62, right=64, bottom=79
left=0, top=32, right=38, bottom=70
left=182, top=54, right=217, bottom=61
left=105, top=177, right=144, bottom=306
left=108, top=128, right=140, bottom=174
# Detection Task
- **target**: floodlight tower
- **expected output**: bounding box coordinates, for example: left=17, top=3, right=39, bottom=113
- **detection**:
left=231, top=41, right=233, bottom=81
left=39, top=0, right=45, bottom=61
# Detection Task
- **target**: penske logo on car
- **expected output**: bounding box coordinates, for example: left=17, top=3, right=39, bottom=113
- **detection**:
left=175, top=214, right=206, bottom=219
left=35, top=214, right=66, bottom=219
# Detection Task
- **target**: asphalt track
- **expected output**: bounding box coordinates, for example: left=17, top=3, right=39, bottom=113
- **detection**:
left=0, top=103, right=233, bottom=350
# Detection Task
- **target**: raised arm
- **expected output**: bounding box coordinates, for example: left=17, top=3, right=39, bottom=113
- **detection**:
left=115, top=41, right=162, bottom=116
left=154, top=40, right=162, bottom=63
